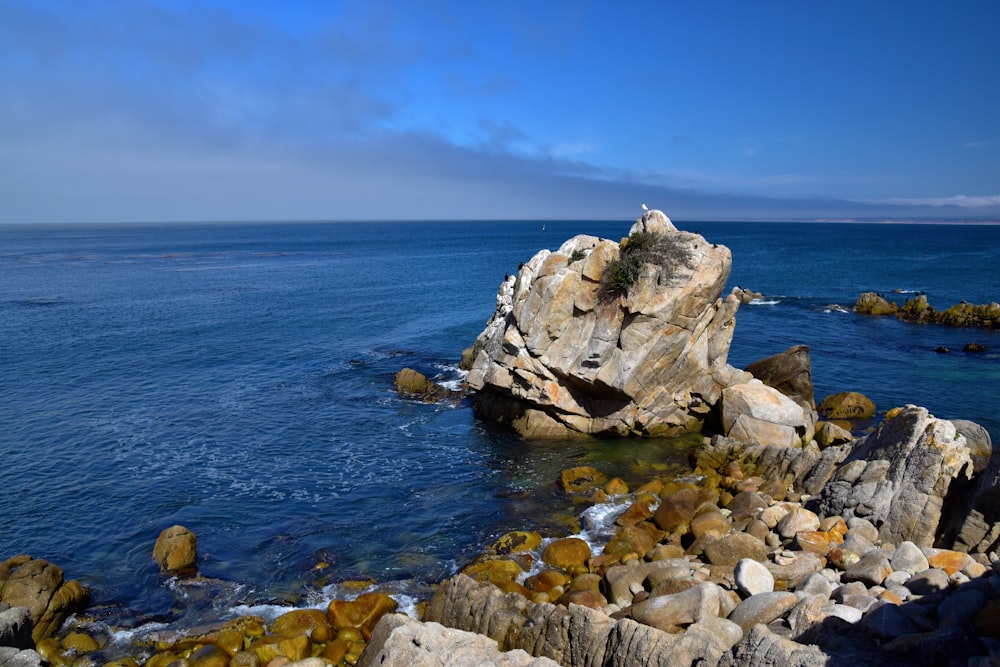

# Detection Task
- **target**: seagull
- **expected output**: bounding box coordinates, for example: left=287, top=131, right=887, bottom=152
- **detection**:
left=641, top=204, right=649, bottom=211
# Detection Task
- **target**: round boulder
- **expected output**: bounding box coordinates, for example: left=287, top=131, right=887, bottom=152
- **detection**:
left=542, top=537, right=592, bottom=572
left=818, top=392, right=876, bottom=421
left=153, top=525, right=198, bottom=574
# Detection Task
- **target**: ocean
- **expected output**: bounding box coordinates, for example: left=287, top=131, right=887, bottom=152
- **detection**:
left=1, top=219, right=998, bottom=641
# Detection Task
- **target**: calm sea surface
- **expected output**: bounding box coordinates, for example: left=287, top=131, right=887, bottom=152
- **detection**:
left=1, top=220, right=998, bottom=635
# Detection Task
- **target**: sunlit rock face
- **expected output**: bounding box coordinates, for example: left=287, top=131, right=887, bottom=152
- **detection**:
left=467, top=209, right=750, bottom=438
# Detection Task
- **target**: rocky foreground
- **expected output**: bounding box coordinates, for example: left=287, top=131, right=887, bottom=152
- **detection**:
left=6, top=401, right=997, bottom=667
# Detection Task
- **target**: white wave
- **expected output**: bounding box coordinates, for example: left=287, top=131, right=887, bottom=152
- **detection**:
left=824, top=304, right=851, bottom=314
left=434, top=364, right=468, bottom=392
left=107, top=621, right=172, bottom=646
left=749, top=298, right=781, bottom=306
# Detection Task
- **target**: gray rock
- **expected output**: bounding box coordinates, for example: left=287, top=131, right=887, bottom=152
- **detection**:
left=884, top=570, right=912, bottom=587
left=891, top=540, right=930, bottom=574
left=795, top=573, right=832, bottom=599
left=831, top=581, right=868, bottom=603
left=721, top=380, right=810, bottom=447
left=666, top=616, right=743, bottom=666
left=603, top=559, right=690, bottom=608
left=813, top=406, right=974, bottom=548
left=838, top=532, right=877, bottom=559
left=0, top=608, right=32, bottom=651
left=727, top=592, right=798, bottom=634
left=631, top=582, right=720, bottom=631
left=735, top=558, right=774, bottom=598
left=907, top=568, right=951, bottom=595
left=765, top=551, right=824, bottom=591
left=823, top=603, right=863, bottom=624
left=951, top=418, right=994, bottom=473
left=842, top=549, right=893, bottom=586
left=358, top=614, right=559, bottom=667
left=717, top=624, right=828, bottom=667
left=846, top=517, right=880, bottom=543
left=774, top=506, right=820, bottom=539
left=0, top=648, right=42, bottom=667
left=786, top=594, right=828, bottom=639
left=703, top=532, right=768, bottom=566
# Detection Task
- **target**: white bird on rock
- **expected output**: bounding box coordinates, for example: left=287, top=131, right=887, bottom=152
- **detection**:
left=641, top=204, right=649, bottom=212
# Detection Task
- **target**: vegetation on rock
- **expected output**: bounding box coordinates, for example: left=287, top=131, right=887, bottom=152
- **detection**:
left=600, top=231, right=694, bottom=298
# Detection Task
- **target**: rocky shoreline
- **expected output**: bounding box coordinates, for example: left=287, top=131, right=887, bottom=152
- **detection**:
left=4, top=397, right=999, bottom=666
left=4, top=211, right=999, bottom=666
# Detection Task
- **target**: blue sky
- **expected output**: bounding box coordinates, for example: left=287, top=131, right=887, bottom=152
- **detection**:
left=1, top=0, right=998, bottom=223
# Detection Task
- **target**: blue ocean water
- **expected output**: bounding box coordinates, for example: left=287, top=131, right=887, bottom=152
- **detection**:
left=1, top=219, right=998, bottom=634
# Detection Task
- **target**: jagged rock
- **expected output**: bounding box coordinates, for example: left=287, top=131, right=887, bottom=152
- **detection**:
left=812, top=405, right=974, bottom=548
left=153, top=525, right=198, bottom=574
left=814, top=421, right=854, bottom=448
left=424, top=574, right=645, bottom=665
left=744, top=344, right=817, bottom=412
left=717, top=624, right=827, bottom=666
left=0, top=557, right=89, bottom=643
left=0, top=608, right=32, bottom=650
left=855, top=292, right=898, bottom=316
left=693, top=436, right=851, bottom=499
left=358, top=614, right=558, bottom=667
left=720, top=380, right=812, bottom=447
left=0, top=647, right=43, bottom=667
left=467, top=210, right=751, bottom=437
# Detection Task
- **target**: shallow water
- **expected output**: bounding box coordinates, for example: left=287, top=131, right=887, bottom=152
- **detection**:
left=1, top=219, right=997, bottom=636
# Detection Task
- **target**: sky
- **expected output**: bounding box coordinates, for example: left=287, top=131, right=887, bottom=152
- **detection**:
left=1, top=0, right=998, bottom=223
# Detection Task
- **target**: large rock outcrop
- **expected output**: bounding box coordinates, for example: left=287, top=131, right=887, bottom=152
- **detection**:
left=0, top=557, right=89, bottom=644
left=812, top=405, right=974, bottom=548
left=467, top=210, right=749, bottom=437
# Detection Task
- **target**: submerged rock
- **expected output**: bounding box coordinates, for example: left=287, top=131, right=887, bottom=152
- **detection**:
left=466, top=209, right=749, bottom=438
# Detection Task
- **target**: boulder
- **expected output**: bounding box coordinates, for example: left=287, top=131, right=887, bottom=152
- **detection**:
left=467, top=210, right=751, bottom=437
left=818, top=392, right=876, bottom=421
left=744, top=344, right=817, bottom=411
left=0, top=557, right=89, bottom=643
left=720, top=380, right=812, bottom=447
left=153, top=525, right=198, bottom=574
left=812, top=405, right=973, bottom=548
left=950, top=419, right=993, bottom=474
left=393, top=368, right=459, bottom=402
left=327, top=592, right=397, bottom=635
left=541, top=538, right=591, bottom=572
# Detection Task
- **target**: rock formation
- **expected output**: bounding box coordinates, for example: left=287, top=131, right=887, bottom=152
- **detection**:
left=855, top=291, right=1000, bottom=328
left=0, top=556, right=89, bottom=644
left=467, top=210, right=749, bottom=437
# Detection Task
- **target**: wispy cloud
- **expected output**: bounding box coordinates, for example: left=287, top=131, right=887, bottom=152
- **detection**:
left=879, top=194, right=1000, bottom=209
